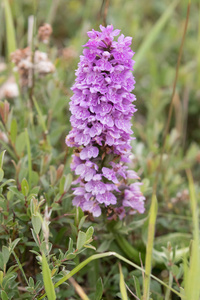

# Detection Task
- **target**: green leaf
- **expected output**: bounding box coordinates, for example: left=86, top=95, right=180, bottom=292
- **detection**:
left=40, top=242, right=52, bottom=256
left=78, top=215, right=88, bottom=230
left=143, top=194, right=158, bottom=299
left=16, top=132, right=26, bottom=156
left=30, top=228, right=40, bottom=248
left=10, top=119, right=17, bottom=144
left=49, top=166, right=57, bottom=185
left=31, top=171, right=39, bottom=186
left=32, top=214, right=42, bottom=235
left=85, top=226, right=94, bottom=244
left=0, top=150, right=6, bottom=168
left=119, top=263, right=128, bottom=300
left=97, top=240, right=112, bottom=253
left=65, top=253, right=76, bottom=260
left=1, top=290, right=9, bottom=300
left=8, top=186, right=24, bottom=200
left=77, top=231, right=86, bottom=250
left=66, top=238, right=73, bottom=254
left=64, top=173, right=72, bottom=192
left=2, top=246, right=10, bottom=265
left=94, top=277, right=103, bottom=300
left=171, top=265, right=180, bottom=277
left=42, top=253, right=56, bottom=300
left=0, top=270, right=3, bottom=285
left=133, top=276, right=141, bottom=299
left=0, top=168, right=4, bottom=182
left=84, top=244, right=96, bottom=251
left=0, top=253, right=4, bottom=270
left=59, top=176, right=65, bottom=194
left=29, top=276, right=35, bottom=288
left=3, top=0, right=16, bottom=57
left=184, top=170, right=200, bottom=300
left=9, top=238, right=21, bottom=252
left=21, top=178, right=29, bottom=197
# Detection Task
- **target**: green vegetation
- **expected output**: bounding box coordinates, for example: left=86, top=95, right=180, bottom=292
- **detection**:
left=0, top=0, right=199, bottom=299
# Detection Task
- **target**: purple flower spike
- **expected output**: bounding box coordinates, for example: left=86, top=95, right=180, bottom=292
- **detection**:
left=66, top=25, right=145, bottom=219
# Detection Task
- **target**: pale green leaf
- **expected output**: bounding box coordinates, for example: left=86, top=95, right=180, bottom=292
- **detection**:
left=1, top=290, right=9, bottom=300
left=119, top=263, right=128, bottom=300
left=64, top=173, right=72, bottom=192
left=85, top=226, right=94, bottom=243
left=77, top=231, right=86, bottom=250
left=21, top=178, right=29, bottom=197
left=2, top=246, right=10, bottom=265
left=42, top=254, right=56, bottom=300
left=32, top=214, right=42, bottom=235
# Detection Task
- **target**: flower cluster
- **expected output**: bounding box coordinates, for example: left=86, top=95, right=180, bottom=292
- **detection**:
left=66, top=25, right=145, bottom=219
left=38, top=23, right=52, bottom=44
left=0, top=77, right=19, bottom=100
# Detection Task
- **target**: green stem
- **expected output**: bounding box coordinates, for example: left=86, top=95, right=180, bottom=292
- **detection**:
left=143, top=194, right=158, bottom=300
left=114, top=234, right=145, bottom=265
left=32, top=96, right=51, bottom=150
left=25, top=128, right=32, bottom=188
left=12, top=251, right=29, bottom=286
left=165, top=272, right=173, bottom=300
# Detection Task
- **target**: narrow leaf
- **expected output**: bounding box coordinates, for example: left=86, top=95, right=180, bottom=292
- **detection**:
left=184, top=170, right=200, bottom=300
left=94, top=277, right=103, bottom=300
left=25, top=129, right=32, bottom=187
left=3, top=0, right=16, bottom=56
left=119, top=263, right=128, bottom=300
left=143, top=194, right=158, bottom=299
left=133, top=276, right=141, bottom=299
left=42, top=253, right=56, bottom=300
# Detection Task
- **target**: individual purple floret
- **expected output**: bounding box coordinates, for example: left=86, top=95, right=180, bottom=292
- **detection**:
left=66, top=25, right=145, bottom=219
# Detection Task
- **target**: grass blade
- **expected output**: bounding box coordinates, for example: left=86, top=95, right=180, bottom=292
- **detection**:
left=119, top=263, right=128, bottom=300
left=69, top=277, right=90, bottom=300
left=184, top=170, right=200, bottom=300
left=42, top=253, right=56, bottom=300
left=143, top=194, right=158, bottom=300
left=3, top=0, right=16, bottom=57
left=32, top=96, right=51, bottom=150
left=134, top=0, right=179, bottom=70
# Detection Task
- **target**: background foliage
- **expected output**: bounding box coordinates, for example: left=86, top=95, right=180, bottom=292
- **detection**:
left=0, top=0, right=199, bottom=299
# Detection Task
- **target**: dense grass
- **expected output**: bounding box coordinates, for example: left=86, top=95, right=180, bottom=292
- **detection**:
left=0, top=0, right=199, bottom=299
